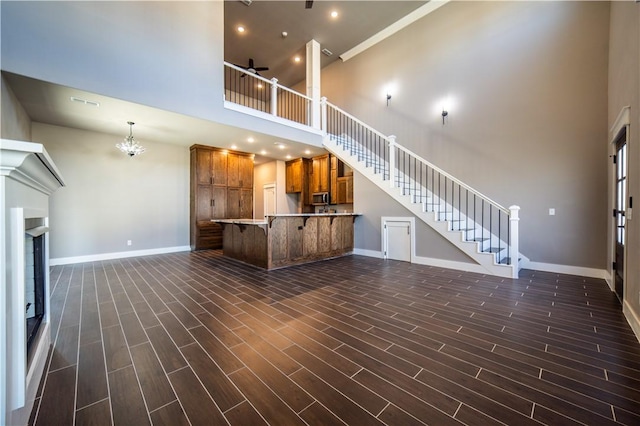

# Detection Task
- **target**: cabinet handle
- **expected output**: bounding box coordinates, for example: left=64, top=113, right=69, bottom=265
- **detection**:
left=210, top=177, right=213, bottom=184
left=211, top=199, right=215, bottom=207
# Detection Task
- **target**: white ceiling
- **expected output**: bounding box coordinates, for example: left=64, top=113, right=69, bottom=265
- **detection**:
left=4, top=1, right=428, bottom=164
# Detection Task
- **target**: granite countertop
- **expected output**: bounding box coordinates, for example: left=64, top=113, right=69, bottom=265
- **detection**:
left=212, top=213, right=361, bottom=226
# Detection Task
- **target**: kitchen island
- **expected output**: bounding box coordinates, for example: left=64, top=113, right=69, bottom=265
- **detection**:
left=213, top=213, right=360, bottom=270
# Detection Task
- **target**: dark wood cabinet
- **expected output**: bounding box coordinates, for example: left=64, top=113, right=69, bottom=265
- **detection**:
left=285, top=158, right=308, bottom=193
left=336, top=175, right=354, bottom=204
left=190, top=145, right=254, bottom=250
left=227, top=188, right=253, bottom=219
left=310, top=154, right=330, bottom=194
left=228, top=153, right=253, bottom=189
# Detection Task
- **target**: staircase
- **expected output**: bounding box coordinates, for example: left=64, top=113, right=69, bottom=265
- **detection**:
left=321, top=99, right=525, bottom=278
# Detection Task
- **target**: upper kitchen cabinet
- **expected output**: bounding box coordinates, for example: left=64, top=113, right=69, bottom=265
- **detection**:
left=310, top=154, right=330, bottom=194
left=228, top=152, right=254, bottom=189
left=195, top=148, right=228, bottom=186
left=285, top=158, right=310, bottom=193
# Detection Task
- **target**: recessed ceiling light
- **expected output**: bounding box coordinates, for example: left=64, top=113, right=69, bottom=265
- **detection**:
left=286, top=155, right=292, bottom=159
left=294, top=56, right=301, bottom=63
left=237, top=25, right=245, bottom=33
left=330, top=10, right=338, bottom=18
left=304, top=150, right=311, bottom=155
left=231, top=144, right=237, bottom=150
left=257, top=83, right=263, bottom=89
left=247, top=137, right=255, bottom=143
left=260, top=150, right=267, bottom=155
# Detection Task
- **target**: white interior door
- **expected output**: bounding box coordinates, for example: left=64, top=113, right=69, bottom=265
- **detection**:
left=264, top=184, right=276, bottom=216
left=385, top=220, right=411, bottom=262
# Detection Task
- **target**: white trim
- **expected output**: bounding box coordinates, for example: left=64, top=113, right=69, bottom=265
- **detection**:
left=353, top=248, right=383, bottom=259
left=411, top=255, right=489, bottom=275
left=610, top=106, right=631, bottom=137
left=623, top=300, right=640, bottom=343
left=50, top=245, right=191, bottom=266
left=340, top=1, right=450, bottom=62
left=526, top=261, right=607, bottom=280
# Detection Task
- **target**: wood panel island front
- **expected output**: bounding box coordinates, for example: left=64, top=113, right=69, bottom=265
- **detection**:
left=214, top=213, right=360, bottom=269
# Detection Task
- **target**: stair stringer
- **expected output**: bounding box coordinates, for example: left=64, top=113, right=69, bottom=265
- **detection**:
left=324, top=136, right=518, bottom=279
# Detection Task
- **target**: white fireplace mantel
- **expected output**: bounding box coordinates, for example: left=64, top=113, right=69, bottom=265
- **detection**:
left=1, top=139, right=65, bottom=426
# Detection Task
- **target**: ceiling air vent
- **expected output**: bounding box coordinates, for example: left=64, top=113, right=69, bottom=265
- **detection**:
left=321, top=48, right=333, bottom=57
left=70, top=96, right=100, bottom=107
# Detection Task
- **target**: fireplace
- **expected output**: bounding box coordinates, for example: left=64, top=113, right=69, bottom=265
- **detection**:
left=1, top=139, right=65, bottom=425
left=25, top=220, right=47, bottom=363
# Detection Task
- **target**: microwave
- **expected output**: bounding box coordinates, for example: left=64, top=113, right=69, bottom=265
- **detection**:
left=311, top=192, right=329, bottom=205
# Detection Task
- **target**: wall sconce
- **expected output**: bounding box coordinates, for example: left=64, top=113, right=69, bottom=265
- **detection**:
left=441, top=109, right=448, bottom=125
left=386, top=94, right=392, bottom=107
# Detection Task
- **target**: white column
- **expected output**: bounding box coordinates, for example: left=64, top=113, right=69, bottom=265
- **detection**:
left=388, top=135, right=397, bottom=187
left=509, top=205, right=520, bottom=278
left=306, top=39, right=321, bottom=129
left=270, top=77, right=278, bottom=117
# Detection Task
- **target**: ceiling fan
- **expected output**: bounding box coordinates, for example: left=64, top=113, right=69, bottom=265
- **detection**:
left=234, top=58, right=269, bottom=77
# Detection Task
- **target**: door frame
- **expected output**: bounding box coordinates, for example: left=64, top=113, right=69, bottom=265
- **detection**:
left=609, top=106, right=630, bottom=296
left=382, top=216, right=415, bottom=261
left=263, top=183, right=276, bottom=217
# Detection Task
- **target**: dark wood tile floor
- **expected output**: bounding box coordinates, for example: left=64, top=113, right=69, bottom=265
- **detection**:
left=29, top=251, right=640, bottom=425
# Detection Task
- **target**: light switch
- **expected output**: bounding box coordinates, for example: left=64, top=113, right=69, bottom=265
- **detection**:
left=549, top=208, right=555, bottom=216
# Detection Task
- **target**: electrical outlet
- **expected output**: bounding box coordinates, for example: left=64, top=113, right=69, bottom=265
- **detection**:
left=127, top=240, right=132, bottom=246
left=549, top=208, right=555, bottom=216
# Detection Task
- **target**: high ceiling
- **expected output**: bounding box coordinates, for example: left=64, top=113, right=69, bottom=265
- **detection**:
left=224, top=0, right=428, bottom=87
left=5, top=1, right=429, bottom=164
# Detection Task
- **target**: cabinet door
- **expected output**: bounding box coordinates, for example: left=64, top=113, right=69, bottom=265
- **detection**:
left=318, top=155, right=330, bottom=192
left=196, top=185, right=213, bottom=222
left=336, top=178, right=347, bottom=204
left=346, top=176, right=354, bottom=203
left=212, top=150, right=227, bottom=186
left=239, top=155, right=253, bottom=189
left=227, top=153, right=240, bottom=187
left=227, top=188, right=240, bottom=218
left=286, top=160, right=304, bottom=193
left=212, top=186, right=227, bottom=218
left=240, top=188, right=253, bottom=219
left=196, top=150, right=212, bottom=185
left=330, top=169, right=338, bottom=204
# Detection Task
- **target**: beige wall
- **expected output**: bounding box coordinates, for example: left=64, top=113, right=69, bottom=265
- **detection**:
left=608, top=2, right=640, bottom=333
left=323, top=1, right=610, bottom=269
left=32, top=123, right=190, bottom=261
left=254, top=161, right=277, bottom=218
left=1, top=75, right=31, bottom=141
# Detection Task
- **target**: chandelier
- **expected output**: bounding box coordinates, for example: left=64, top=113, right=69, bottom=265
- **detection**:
left=116, top=121, right=145, bottom=157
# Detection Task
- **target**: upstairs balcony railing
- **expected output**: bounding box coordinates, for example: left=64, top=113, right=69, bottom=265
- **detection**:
left=224, top=62, right=312, bottom=127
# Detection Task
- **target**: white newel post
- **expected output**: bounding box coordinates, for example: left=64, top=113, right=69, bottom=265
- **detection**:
left=388, top=135, right=397, bottom=188
left=270, top=77, right=278, bottom=117
left=320, top=97, right=328, bottom=135
left=509, top=205, right=520, bottom=279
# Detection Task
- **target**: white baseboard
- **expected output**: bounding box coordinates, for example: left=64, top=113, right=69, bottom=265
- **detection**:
left=354, top=249, right=609, bottom=281
left=354, top=248, right=490, bottom=275
left=50, top=245, right=191, bottom=266
left=353, top=248, right=383, bottom=258
left=623, top=300, right=640, bottom=343
left=526, top=261, right=608, bottom=280
left=411, top=255, right=489, bottom=275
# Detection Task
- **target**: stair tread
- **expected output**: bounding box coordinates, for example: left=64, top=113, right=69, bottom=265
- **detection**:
left=483, top=247, right=505, bottom=253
